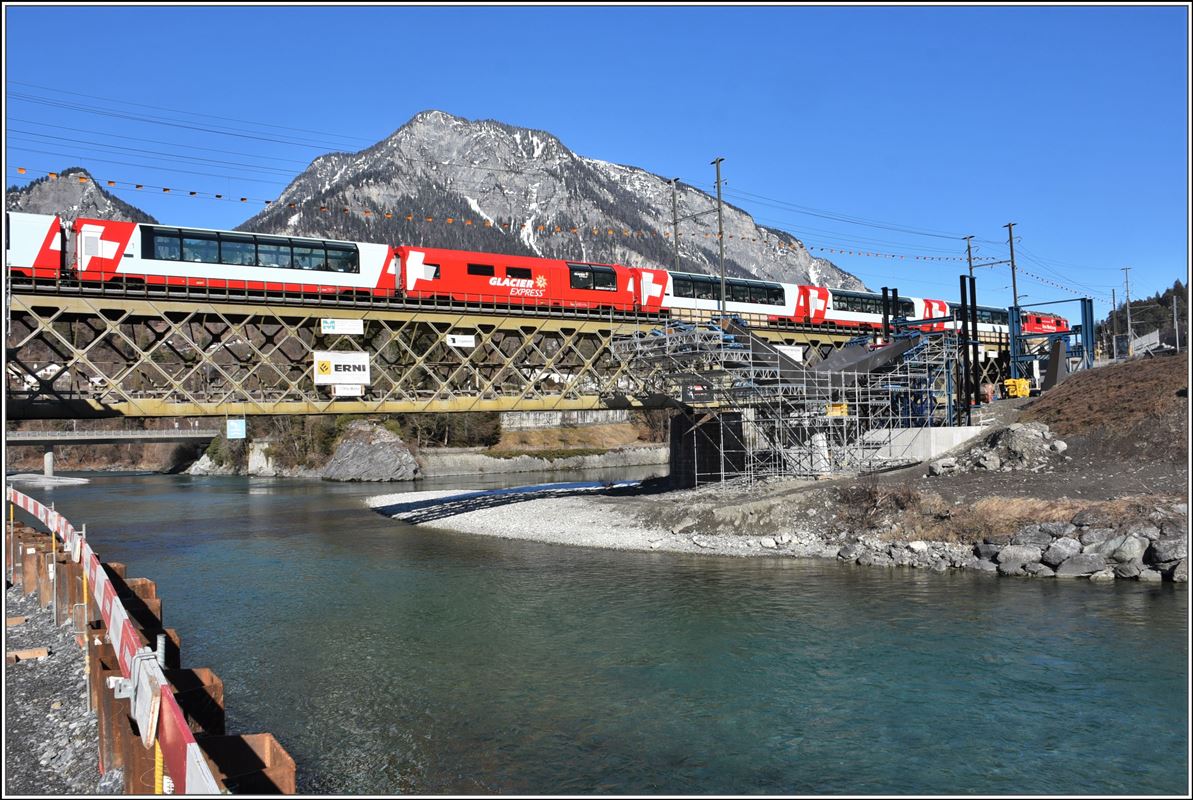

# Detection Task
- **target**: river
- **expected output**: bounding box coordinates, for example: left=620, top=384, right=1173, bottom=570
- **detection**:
left=11, top=471, right=1188, bottom=794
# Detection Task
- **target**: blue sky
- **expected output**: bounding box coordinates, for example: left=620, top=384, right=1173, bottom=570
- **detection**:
left=4, top=4, right=1188, bottom=316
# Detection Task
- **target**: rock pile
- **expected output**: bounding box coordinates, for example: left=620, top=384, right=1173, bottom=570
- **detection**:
left=929, top=422, right=1068, bottom=476
left=835, top=501, right=1188, bottom=582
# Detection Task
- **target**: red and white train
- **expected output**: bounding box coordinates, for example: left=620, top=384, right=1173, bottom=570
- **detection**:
left=5, top=212, right=1069, bottom=336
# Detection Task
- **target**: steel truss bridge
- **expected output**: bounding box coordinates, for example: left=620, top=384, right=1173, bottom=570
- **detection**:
left=2, top=288, right=864, bottom=419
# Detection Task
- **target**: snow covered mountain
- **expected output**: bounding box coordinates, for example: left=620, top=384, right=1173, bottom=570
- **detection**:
left=239, top=111, right=865, bottom=290
left=5, top=167, right=158, bottom=224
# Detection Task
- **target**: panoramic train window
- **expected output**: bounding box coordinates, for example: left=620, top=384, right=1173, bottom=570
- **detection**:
left=220, top=235, right=256, bottom=266
left=672, top=277, right=694, bottom=298
left=146, top=228, right=182, bottom=261
left=325, top=244, right=358, bottom=273
left=507, top=267, right=532, bottom=280
left=293, top=245, right=327, bottom=271
left=256, top=238, right=292, bottom=269
left=768, top=286, right=785, bottom=305
left=730, top=282, right=750, bottom=302
left=694, top=276, right=718, bottom=300
left=181, top=233, right=218, bottom=263
left=467, top=264, right=495, bottom=277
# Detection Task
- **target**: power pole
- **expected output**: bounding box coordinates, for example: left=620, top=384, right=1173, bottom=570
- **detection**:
left=1175, top=297, right=1181, bottom=353
left=1122, top=267, right=1133, bottom=355
left=670, top=178, right=680, bottom=273
left=964, top=235, right=975, bottom=279
left=1004, top=222, right=1019, bottom=309
left=711, top=157, right=726, bottom=317
left=1111, top=288, right=1119, bottom=359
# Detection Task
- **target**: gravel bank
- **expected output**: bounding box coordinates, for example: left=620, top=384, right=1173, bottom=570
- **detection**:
left=368, top=485, right=834, bottom=558
left=3, top=584, right=117, bottom=795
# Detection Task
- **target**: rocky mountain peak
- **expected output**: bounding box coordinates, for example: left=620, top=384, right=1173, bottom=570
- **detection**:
left=5, top=167, right=158, bottom=224
left=239, top=111, right=866, bottom=290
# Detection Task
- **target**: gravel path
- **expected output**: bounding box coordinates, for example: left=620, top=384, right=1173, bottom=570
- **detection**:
left=3, top=583, right=119, bottom=795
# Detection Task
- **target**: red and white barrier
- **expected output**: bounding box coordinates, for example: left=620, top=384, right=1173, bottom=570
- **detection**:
left=7, top=485, right=222, bottom=794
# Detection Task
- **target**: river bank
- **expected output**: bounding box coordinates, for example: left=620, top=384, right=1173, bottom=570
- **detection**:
left=3, top=584, right=120, bottom=795
left=369, top=477, right=1187, bottom=582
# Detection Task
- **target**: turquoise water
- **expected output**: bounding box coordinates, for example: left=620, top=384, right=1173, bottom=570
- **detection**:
left=14, top=472, right=1188, bottom=794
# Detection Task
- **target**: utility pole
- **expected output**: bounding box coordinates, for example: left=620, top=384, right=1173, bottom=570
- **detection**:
left=1175, top=297, right=1181, bottom=353
left=1003, top=222, right=1019, bottom=310
left=963, top=235, right=975, bottom=279
left=1112, top=288, right=1119, bottom=359
left=711, top=157, right=726, bottom=317
left=670, top=178, right=681, bottom=273
left=1122, top=267, right=1133, bottom=355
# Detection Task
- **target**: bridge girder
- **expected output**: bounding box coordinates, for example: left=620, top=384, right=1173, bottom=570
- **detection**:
left=6, top=293, right=855, bottom=419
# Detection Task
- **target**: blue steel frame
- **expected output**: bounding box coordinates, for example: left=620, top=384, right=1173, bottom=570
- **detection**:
left=1008, top=298, right=1095, bottom=380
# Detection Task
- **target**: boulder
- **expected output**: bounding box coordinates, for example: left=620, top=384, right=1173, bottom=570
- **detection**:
left=1171, top=559, right=1188, bottom=583
left=1011, top=527, right=1053, bottom=548
left=977, top=452, right=1002, bottom=471
left=974, top=559, right=999, bottom=572
left=837, top=543, right=863, bottom=561
left=776, top=533, right=793, bottom=545
left=1024, top=563, right=1056, bottom=578
left=320, top=422, right=420, bottom=482
left=1079, top=527, right=1117, bottom=547
left=1088, top=568, right=1116, bottom=582
left=1040, top=521, right=1077, bottom=539
left=1041, top=538, right=1082, bottom=568
left=1050, top=440, right=1068, bottom=454
left=858, top=551, right=894, bottom=568
left=1113, top=562, right=1141, bottom=579
left=759, top=537, right=777, bottom=550
left=908, top=540, right=929, bottom=553
left=928, top=458, right=956, bottom=476
left=996, top=545, right=1044, bottom=566
left=997, top=561, right=1025, bottom=576
left=671, top=517, right=698, bottom=535
left=1123, top=522, right=1161, bottom=541
left=1137, top=568, right=1163, bottom=583
left=975, top=543, right=1003, bottom=560
left=1146, top=537, right=1187, bottom=564
left=1055, top=553, right=1107, bottom=577
left=1109, top=535, right=1150, bottom=565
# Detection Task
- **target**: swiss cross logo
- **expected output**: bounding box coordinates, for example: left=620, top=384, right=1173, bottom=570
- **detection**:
left=76, top=220, right=135, bottom=273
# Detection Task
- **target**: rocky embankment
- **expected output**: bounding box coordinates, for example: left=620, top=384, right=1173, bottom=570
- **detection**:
left=189, top=420, right=665, bottom=481
left=836, top=505, right=1187, bottom=581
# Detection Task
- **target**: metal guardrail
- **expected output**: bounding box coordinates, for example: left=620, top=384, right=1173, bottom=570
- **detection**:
left=7, top=429, right=221, bottom=444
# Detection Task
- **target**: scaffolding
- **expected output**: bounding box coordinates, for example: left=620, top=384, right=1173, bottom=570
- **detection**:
left=610, top=317, right=966, bottom=484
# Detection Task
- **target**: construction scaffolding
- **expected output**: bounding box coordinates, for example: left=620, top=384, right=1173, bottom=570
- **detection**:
left=609, top=317, right=967, bottom=485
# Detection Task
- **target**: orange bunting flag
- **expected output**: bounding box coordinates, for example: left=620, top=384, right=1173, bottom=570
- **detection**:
left=162, top=187, right=170, bottom=192
left=78, top=175, right=88, bottom=183
left=49, top=173, right=58, bottom=179
left=108, top=181, right=116, bottom=187
left=190, top=191, right=198, bottom=196
left=446, top=217, right=454, bottom=224
left=385, top=212, right=393, bottom=219
left=17, top=167, right=26, bottom=174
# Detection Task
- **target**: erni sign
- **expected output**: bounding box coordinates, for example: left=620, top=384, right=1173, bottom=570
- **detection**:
left=313, top=351, right=371, bottom=385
